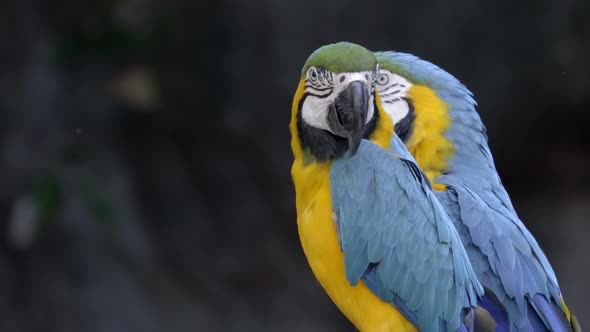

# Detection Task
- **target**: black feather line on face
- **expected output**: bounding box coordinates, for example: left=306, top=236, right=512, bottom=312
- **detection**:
left=395, top=97, right=416, bottom=142
left=297, top=94, right=378, bottom=162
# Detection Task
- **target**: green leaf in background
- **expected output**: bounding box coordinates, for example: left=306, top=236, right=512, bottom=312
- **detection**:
left=32, top=174, right=64, bottom=224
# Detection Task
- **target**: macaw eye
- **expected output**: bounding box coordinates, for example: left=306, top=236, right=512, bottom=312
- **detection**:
left=377, top=73, right=389, bottom=86
left=308, top=67, right=319, bottom=82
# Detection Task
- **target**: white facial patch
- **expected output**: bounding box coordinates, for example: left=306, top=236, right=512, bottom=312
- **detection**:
left=375, top=70, right=413, bottom=124
left=301, top=68, right=375, bottom=134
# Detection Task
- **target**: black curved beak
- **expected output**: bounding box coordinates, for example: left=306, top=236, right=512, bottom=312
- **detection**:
left=327, top=80, right=370, bottom=155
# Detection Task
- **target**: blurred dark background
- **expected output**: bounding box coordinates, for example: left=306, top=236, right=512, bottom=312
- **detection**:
left=0, top=0, right=587, bottom=331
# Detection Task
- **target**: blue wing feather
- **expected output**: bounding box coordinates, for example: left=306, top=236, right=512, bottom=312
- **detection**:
left=437, top=184, right=565, bottom=331
left=330, top=139, right=482, bottom=332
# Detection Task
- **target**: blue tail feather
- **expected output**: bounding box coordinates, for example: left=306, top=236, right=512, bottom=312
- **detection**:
left=479, top=290, right=574, bottom=331
left=530, top=294, right=572, bottom=332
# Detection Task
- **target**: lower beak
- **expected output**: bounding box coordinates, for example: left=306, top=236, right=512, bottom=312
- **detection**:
left=327, top=81, right=370, bottom=155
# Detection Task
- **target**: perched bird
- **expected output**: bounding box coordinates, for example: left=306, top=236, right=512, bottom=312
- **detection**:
left=373, top=51, right=581, bottom=331
left=290, top=42, right=484, bottom=332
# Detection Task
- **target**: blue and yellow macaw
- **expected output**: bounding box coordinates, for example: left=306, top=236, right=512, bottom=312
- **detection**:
left=290, top=42, right=581, bottom=332
left=290, top=42, right=484, bottom=332
left=373, top=51, right=581, bottom=331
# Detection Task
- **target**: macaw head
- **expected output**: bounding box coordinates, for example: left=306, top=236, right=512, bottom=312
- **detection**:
left=373, top=51, right=472, bottom=182
left=290, top=42, right=392, bottom=163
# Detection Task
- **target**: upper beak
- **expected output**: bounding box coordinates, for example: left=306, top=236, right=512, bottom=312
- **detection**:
left=327, top=80, right=370, bottom=155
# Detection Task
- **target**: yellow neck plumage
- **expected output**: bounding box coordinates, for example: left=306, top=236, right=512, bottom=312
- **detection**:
left=404, top=85, right=454, bottom=185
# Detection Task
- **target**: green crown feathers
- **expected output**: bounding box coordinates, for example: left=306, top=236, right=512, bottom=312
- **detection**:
left=302, top=42, right=377, bottom=76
